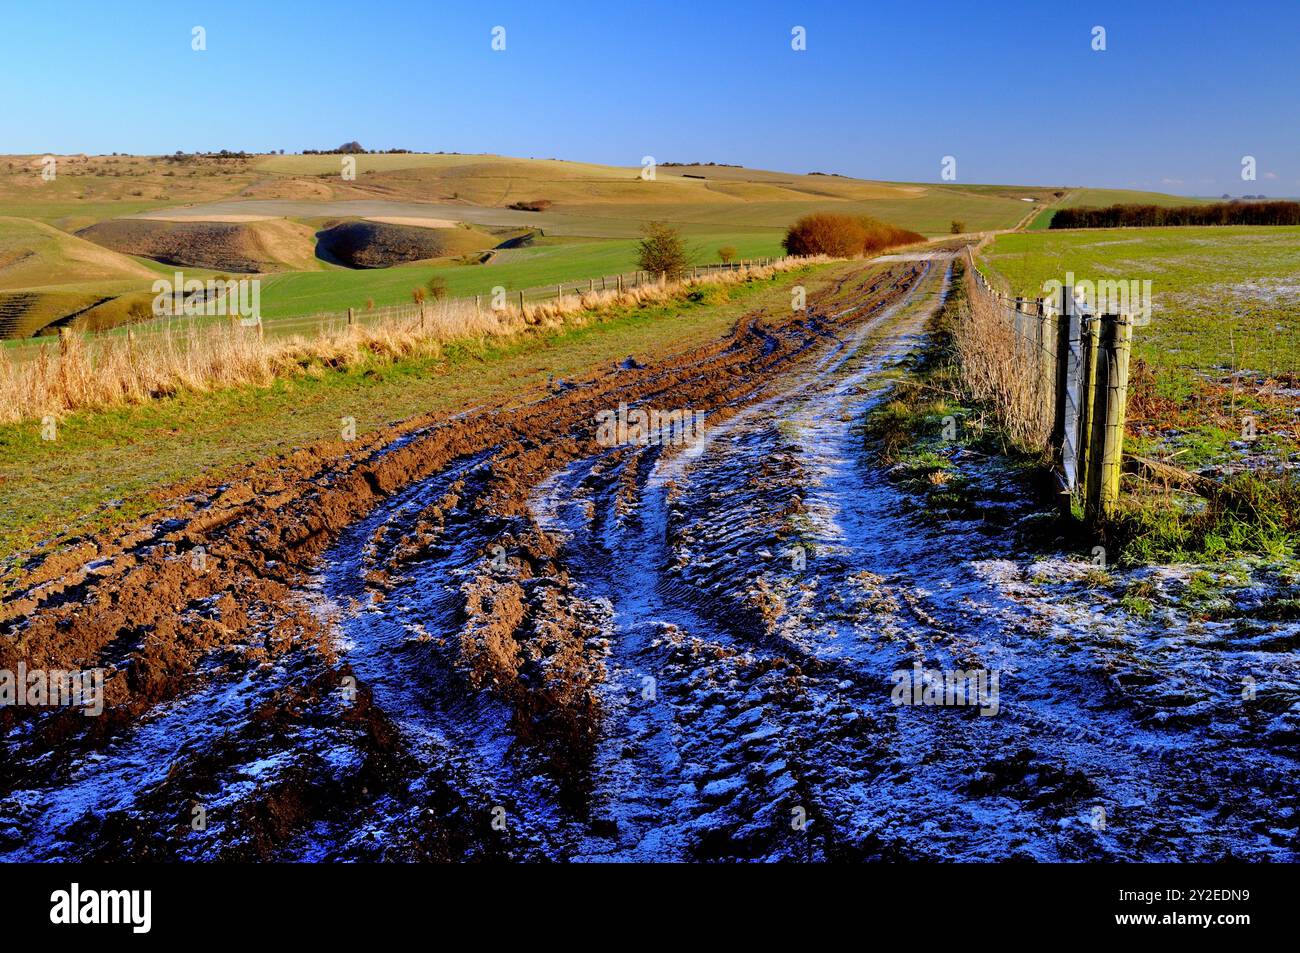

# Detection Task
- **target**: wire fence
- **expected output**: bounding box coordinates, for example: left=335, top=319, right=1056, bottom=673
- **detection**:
left=0, top=256, right=792, bottom=363
left=964, top=246, right=1135, bottom=522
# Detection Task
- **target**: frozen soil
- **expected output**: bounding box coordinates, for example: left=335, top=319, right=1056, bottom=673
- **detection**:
left=1, top=259, right=1295, bottom=861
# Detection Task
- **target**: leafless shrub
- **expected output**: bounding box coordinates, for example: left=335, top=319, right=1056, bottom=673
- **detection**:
left=952, top=265, right=1053, bottom=453
left=636, top=221, right=690, bottom=281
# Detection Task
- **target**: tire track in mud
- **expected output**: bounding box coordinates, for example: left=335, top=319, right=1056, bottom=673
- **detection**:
left=529, top=265, right=954, bottom=860
left=0, top=261, right=926, bottom=860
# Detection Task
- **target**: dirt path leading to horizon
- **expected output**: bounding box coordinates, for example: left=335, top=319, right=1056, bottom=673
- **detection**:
left=0, top=256, right=1293, bottom=862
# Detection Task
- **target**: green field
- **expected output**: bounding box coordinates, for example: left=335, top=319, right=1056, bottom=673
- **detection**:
left=258, top=231, right=786, bottom=317
left=981, top=225, right=1300, bottom=485
left=982, top=226, right=1300, bottom=379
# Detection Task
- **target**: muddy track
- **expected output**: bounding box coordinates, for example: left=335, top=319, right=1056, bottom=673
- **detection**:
left=3, top=256, right=1293, bottom=862
left=523, top=263, right=1296, bottom=862
left=0, top=261, right=928, bottom=860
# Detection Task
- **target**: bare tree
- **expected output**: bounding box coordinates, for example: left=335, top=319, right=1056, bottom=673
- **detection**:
left=636, top=221, right=689, bottom=281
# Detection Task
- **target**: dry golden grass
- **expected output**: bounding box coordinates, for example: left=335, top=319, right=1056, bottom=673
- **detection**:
left=0, top=258, right=819, bottom=424
left=952, top=263, right=1054, bottom=452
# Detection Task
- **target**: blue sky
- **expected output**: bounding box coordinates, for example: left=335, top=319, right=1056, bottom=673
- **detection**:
left=1, top=0, right=1295, bottom=194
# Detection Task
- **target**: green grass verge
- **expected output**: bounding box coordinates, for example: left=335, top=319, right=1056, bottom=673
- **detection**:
left=862, top=262, right=1044, bottom=517
left=1103, top=473, right=1300, bottom=566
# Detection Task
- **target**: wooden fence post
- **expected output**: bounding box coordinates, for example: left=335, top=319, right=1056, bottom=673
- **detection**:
left=1076, top=314, right=1102, bottom=504
left=518, top=291, right=525, bottom=312
left=617, top=275, right=623, bottom=293
left=420, top=303, right=427, bottom=331
left=347, top=307, right=355, bottom=327
left=1086, top=315, right=1133, bottom=521
left=1014, top=297, right=1029, bottom=355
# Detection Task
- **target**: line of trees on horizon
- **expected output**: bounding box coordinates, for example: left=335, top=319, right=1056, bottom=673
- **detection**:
left=301, top=142, right=418, bottom=155
left=1051, top=201, right=1300, bottom=229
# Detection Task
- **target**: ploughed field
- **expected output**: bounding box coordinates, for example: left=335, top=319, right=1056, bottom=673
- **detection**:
left=0, top=260, right=1294, bottom=861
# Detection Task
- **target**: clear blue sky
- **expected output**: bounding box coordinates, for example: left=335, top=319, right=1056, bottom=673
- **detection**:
left=1, top=0, right=1296, bottom=194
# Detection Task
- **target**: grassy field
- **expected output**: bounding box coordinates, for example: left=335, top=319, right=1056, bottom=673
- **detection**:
left=0, top=216, right=157, bottom=288
left=257, top=230, right=785, bottom=316
left=0, top=231, right=787, bottom=348
left=0, top=260, right=848, bottom=569
left=0, top=154, right=261, bottom=229
left=983, top=226, right=1300, bottom=378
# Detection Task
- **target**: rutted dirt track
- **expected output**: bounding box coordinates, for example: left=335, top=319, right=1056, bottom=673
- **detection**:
left=1, top=260, right=1295, bottom=861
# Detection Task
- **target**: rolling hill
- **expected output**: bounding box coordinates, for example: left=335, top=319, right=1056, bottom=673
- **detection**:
left=0, top=151, right=1198, bottom=339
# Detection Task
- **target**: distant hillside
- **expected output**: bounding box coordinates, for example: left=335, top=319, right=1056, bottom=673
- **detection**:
left=246, top=153, right=1065, bottom=237
left=0, top=216, right=157, bottom=290
left=0, top=152, right=1201, bottom=338
left=78, top=218, right=323, bottom=273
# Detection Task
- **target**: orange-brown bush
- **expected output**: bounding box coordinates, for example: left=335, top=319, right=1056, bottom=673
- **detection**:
left=782, top=213, right=924, bottom=258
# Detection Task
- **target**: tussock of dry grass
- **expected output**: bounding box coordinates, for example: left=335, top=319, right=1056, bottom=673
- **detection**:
left=952, top=264, right=1054, bottom=452
left=0, top=258, right=819, bottom=424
